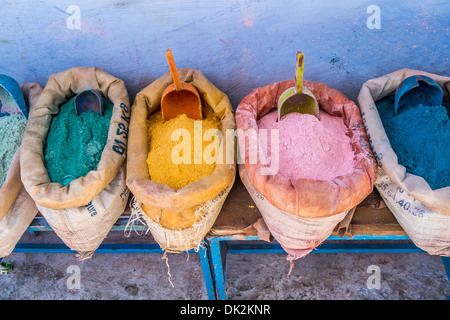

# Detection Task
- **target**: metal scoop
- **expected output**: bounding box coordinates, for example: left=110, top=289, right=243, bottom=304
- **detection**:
left=394, top=75, right=443, bottom=115
left=161, top=49, right=202, bottom=122
left=74, top=89, right=104, bottom=116
left=277, top=50, right=319, bottom=121
left=0, top=74, right=28, bottom=119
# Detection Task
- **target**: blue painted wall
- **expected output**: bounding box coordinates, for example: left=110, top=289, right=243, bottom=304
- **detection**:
left=1, top=0, right=449, bottom=107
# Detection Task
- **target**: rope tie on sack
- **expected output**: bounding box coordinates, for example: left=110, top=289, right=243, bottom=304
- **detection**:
left=124, top=196, right=150, bottom=237
left=287, top=260, right=295, bottom=278
left=162, top=251, right=174, bottom=288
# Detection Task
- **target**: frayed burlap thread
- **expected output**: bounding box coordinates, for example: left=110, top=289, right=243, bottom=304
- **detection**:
left=127, top=181, right=233, bottom=253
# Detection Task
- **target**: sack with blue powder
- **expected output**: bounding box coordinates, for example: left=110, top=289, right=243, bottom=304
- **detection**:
left=358, top=68, right=450, bottom=256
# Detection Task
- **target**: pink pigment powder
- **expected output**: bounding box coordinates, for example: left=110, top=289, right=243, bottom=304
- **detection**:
left=257, top=110, right=355, bottom=181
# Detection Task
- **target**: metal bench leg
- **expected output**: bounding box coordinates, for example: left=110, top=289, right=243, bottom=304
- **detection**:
left=442, top=256, right=450, bottom=300
left=198, top=241, right=216, bottom=300
left=442, top=256, right=450, bottom=282
left=209, top=238, right=228, bottom=300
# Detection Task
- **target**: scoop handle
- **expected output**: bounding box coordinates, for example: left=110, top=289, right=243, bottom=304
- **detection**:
left=295, top=50, right=304, bottom=94
left=166, top=49, right=182, bottom=91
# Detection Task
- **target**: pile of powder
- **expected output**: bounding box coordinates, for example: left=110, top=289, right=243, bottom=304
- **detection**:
left=0, top=114, right=27, bottom=186
left=257, top=110, right=355, bottom=180
left=44, top=95, right=113, bottom=186
left=147, top=107, right=221, bottom=190
left=377, top=95, right=450, bottom=190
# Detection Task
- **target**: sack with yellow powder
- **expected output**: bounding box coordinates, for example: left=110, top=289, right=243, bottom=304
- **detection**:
left=0, top=83, right=42, bottom=258
left=126, top=68, right=236, bottom=252
left=20, top=67, right=131, bottom=260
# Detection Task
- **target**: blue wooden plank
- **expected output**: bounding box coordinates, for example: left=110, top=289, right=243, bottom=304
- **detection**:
left=207, top=234, right=411, bottom=242
left=26, top=216, right=148, bottom=232
left=226, top=242, right=424, bottom=254
left=327, top=235, right=411, bottom=241
left=13, top=243, right=165, bottom=254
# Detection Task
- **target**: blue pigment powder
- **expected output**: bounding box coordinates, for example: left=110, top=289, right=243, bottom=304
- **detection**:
left=376, top=95, right=450, bottom=190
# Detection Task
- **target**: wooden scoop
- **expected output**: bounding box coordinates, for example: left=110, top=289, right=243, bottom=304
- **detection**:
left=277, top=50, right=319, bottom=121
left=161, top=49, right=202, bottom=121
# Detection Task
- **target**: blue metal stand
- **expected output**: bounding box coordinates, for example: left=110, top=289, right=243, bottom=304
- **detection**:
left=5, top=216, right=217, bottom=300
left=206, top=234, right=450, bottom=300
left=442, top=256, right=450, bottom=300
left=7, top=216, right=450, bottom=300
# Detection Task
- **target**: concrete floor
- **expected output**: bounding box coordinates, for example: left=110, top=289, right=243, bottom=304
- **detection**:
left=0, top=230, right=449, bottom=300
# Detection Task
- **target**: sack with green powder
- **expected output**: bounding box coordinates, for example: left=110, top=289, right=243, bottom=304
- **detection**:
left=126, top=68, right=236, bottom=253
left=20, top=67, right=131, bottom=259
left=0, top=83, right=42, bottom=257
left=358, top=68, right=450, bottom=256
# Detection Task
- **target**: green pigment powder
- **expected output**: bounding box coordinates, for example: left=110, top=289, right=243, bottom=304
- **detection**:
left=377, top=95, right=450, bottom=190
left=0, top=114, right=27, bottom=186
left=44, top=96, right=113, bottom=186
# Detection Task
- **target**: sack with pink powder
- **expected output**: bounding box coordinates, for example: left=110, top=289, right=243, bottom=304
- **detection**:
left=236, top=80, right=377, bottom=260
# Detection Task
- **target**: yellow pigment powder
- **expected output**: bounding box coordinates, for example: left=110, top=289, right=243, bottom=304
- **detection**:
left=147, top=107, right=222, bottom=190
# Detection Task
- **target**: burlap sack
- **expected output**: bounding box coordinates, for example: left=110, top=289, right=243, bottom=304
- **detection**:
left=236, top=80, right=376, bottom=217
left=239, top=165, right=350, bottom=260
left=37, top=164, right=129, bottom=260
left=358, top=68, right=450, bottom=256
left=19, top=67, right=131, bottom=259
left=0, top=83, right=42, bottom=257
left=20, top=67, right=130, bottom=209
left=235, top=80, right=376, bottom=260
left=126, top=68, right=236, bottom=252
